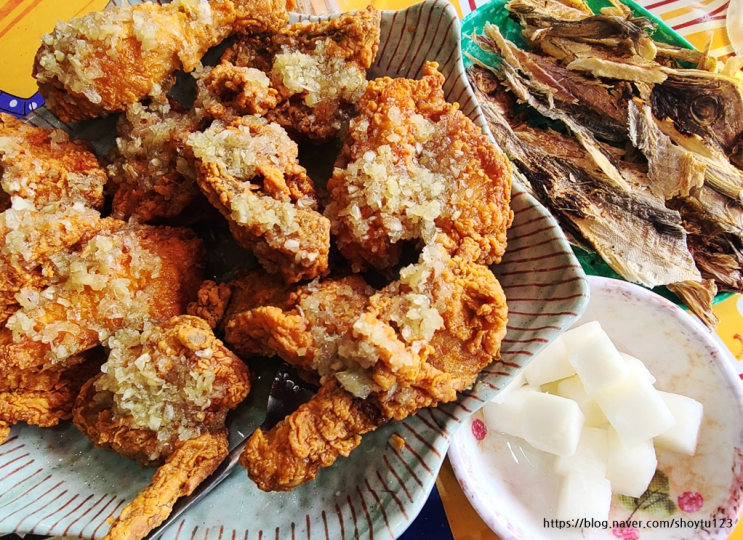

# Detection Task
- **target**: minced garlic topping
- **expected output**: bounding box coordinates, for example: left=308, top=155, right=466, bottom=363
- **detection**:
left=5, top=227, right=162, bottom=363
left=95, top=325, right=216, bottom=460
left=272, top=39, right=367, bottom=108
left=328, top=110, right=460, bottom=248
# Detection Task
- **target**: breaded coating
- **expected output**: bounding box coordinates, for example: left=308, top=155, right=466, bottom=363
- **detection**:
left=187, top=116, right=330, bottom=283
left=0, top=113, right=106, bottom=209
left=107, top=100, right=203, bottom=222
left=73, top=316, right=249, bottom=540
left=187, top=280, right=233, bottom=330
left=219, top=6, right=381, bottom=142
left=0, top=349, right=104, bottom=437
left=239, top=246, right=508, bottom=490
left=104, top=431, right=228, bottom=540
left=0, top=224, right=206, bottom=371
left=194, top=64, right=279, bottom=122
left=33, top=0, right=294, bottom=122
left=324, top=63, right=514, bottom=271
left=0, top=205, right=120, bottom=325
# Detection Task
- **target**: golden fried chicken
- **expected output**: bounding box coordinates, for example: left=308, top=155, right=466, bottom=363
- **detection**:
left=107, top=99, right=204, bottom=222
left=0, top=224, right=206, bottom=372
left=324, top=62, right=514, bottom=272
left=216, top=6, right=381, bottom=142
left=194, top=63, right=280, bottom=122
left=33, top=0, right=295, bottom=122
left=0, top=113, right=106, bottom=209
left=0, top=348, right=104, bottom=443
left=187, top=116, right=330, bottom=283
left=0, top=205, right=121, bottom=325
left=73, top=316, right=250, bottom=540
left=237, top=245, right=508, bottom=490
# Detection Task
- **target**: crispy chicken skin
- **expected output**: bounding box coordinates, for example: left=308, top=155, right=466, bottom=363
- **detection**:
left=0, top=113, right=106, bottom=209
left=107, top=100, right=203, bottom=222
left=0, top=349, right=104, bottom=443
left=238, top=247, right=508, bottom=490
left=73, top=316, right=249, bottom=540
left=325, top=63, right=513, bottom=272
left=217, top=6, right=381, bottom=142
left=33, top=0, right=295, bottom=122
left=187, top=116, right=330, bottom=283
left=0, top=224, right=206, bottom=372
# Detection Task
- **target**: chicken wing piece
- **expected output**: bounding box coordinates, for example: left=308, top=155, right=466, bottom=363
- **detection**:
left=0, top=205, right=120, bottom=325
left=0, top=349, right=104, bottom=443
left=187, top=116, right=330, bottom=283
left=240, top=246, right=508, bottom=490
left=33, top=0, right=295, bottom=122
left=324, top=62, right=514, bottom=272
left=107, top=99, right=204, bottom=222
left=212, top=6, right=381, bottom=142
left=0, top=113, right=106, bottom=209
left=0, top=224, right=206, bottom=372
left=73, top=315, right=250, bottom=540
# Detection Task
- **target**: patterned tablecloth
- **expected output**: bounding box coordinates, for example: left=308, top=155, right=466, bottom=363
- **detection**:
left=1, top=0, right=742, bottom=538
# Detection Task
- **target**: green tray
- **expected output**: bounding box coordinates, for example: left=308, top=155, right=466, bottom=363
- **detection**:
left=461, top=0, right=733, bottom=305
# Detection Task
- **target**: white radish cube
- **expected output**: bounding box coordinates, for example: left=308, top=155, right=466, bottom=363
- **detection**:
left=490, top=370, right=526, bottom=404
left=483, top=385, right=538, bottom=438
left=563, top=322, right=628, bottom=394
left=606, top=427, right=657, bottom=498
left=523, top=336, right=575, bottom=386
left=557, top=376, right=609, bottom=428
left=521, top=392, right=585, bottom=456
left=620, top=352, right=656, bottom=385
left=555, top=427, right=608, bottom=477
left=654, top=391, right=704, bottom=456
left=594, top=371, right=676, bottom=447
left=556, top=472, right=612, bottom=521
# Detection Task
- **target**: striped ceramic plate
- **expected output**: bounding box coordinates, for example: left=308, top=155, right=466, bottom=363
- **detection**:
left=3, top=2, right=588, bottom=539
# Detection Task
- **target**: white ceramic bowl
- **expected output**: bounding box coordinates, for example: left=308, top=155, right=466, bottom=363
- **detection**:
left=449, top=276, right=743, bottom=540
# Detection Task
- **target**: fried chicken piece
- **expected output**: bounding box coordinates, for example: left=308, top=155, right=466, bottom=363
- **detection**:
left=187, top=280, right=233, bottom=330
left=33, top=0, right=294, bottom=123
left=0, top=349, right=104, bottom=439
left=239, top=245, right=508, bottom=490
left=187, top=116, right=330, bottom=283
left=0, top=224, right=206, bottom=371
left=107, top=99, right=204, bottom=222
left=0, top=205, right=121, bottom=325
left=73, top=315, right=250, bottom=540
left=0, top=113, right=106, bottom=209
left=324, top=62, right=514, bottom=272
left=217, top=6, right=381, bottom=142
left=194, top=63, right=280, bottom=122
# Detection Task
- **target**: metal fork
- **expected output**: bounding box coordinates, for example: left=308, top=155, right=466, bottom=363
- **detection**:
left=145, top=362, right=316, bottom=540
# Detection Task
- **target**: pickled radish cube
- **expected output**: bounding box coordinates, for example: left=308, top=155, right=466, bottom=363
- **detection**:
left=562, top=322, right=628, bottom=394
left=557, top=376, right=609, bottom=428
left=482, top=385, right=538, bottom=438
left=594, top=371, right=675, bottom=447
left=490, top=371, right=526, bottom=404
left=556, top=472, right=612, bottom=521
left=523, top=336, right=575, bottom=386
left=620, top=352, right=656, bottom=385
left=654, top=392, right=704, bottom=456
left=521, top=392, right=585, bottom=456
left=606, top=427, right=657, bottom=498
left=555, top=427, right=608, bottom=477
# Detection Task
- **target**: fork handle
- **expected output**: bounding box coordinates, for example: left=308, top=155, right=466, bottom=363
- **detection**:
left=146, top=438, right=249, bottom=540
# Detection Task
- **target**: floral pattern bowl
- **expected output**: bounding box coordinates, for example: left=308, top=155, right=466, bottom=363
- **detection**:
left=448, top=276, right=743, bottom=540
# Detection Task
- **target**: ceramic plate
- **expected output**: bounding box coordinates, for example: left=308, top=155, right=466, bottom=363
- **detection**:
left=0, top=2, right=588, bottom=539
left=449, top=276, right=743, bottom=540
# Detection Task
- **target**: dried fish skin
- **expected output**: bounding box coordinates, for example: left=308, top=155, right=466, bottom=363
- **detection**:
left=666, top=280, right=719, bottom=328
left=506, top=0, right=592, bottom=24
left=627, top=99, right=705, bottom=200
left=651, top=70, right=743, bottom=157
